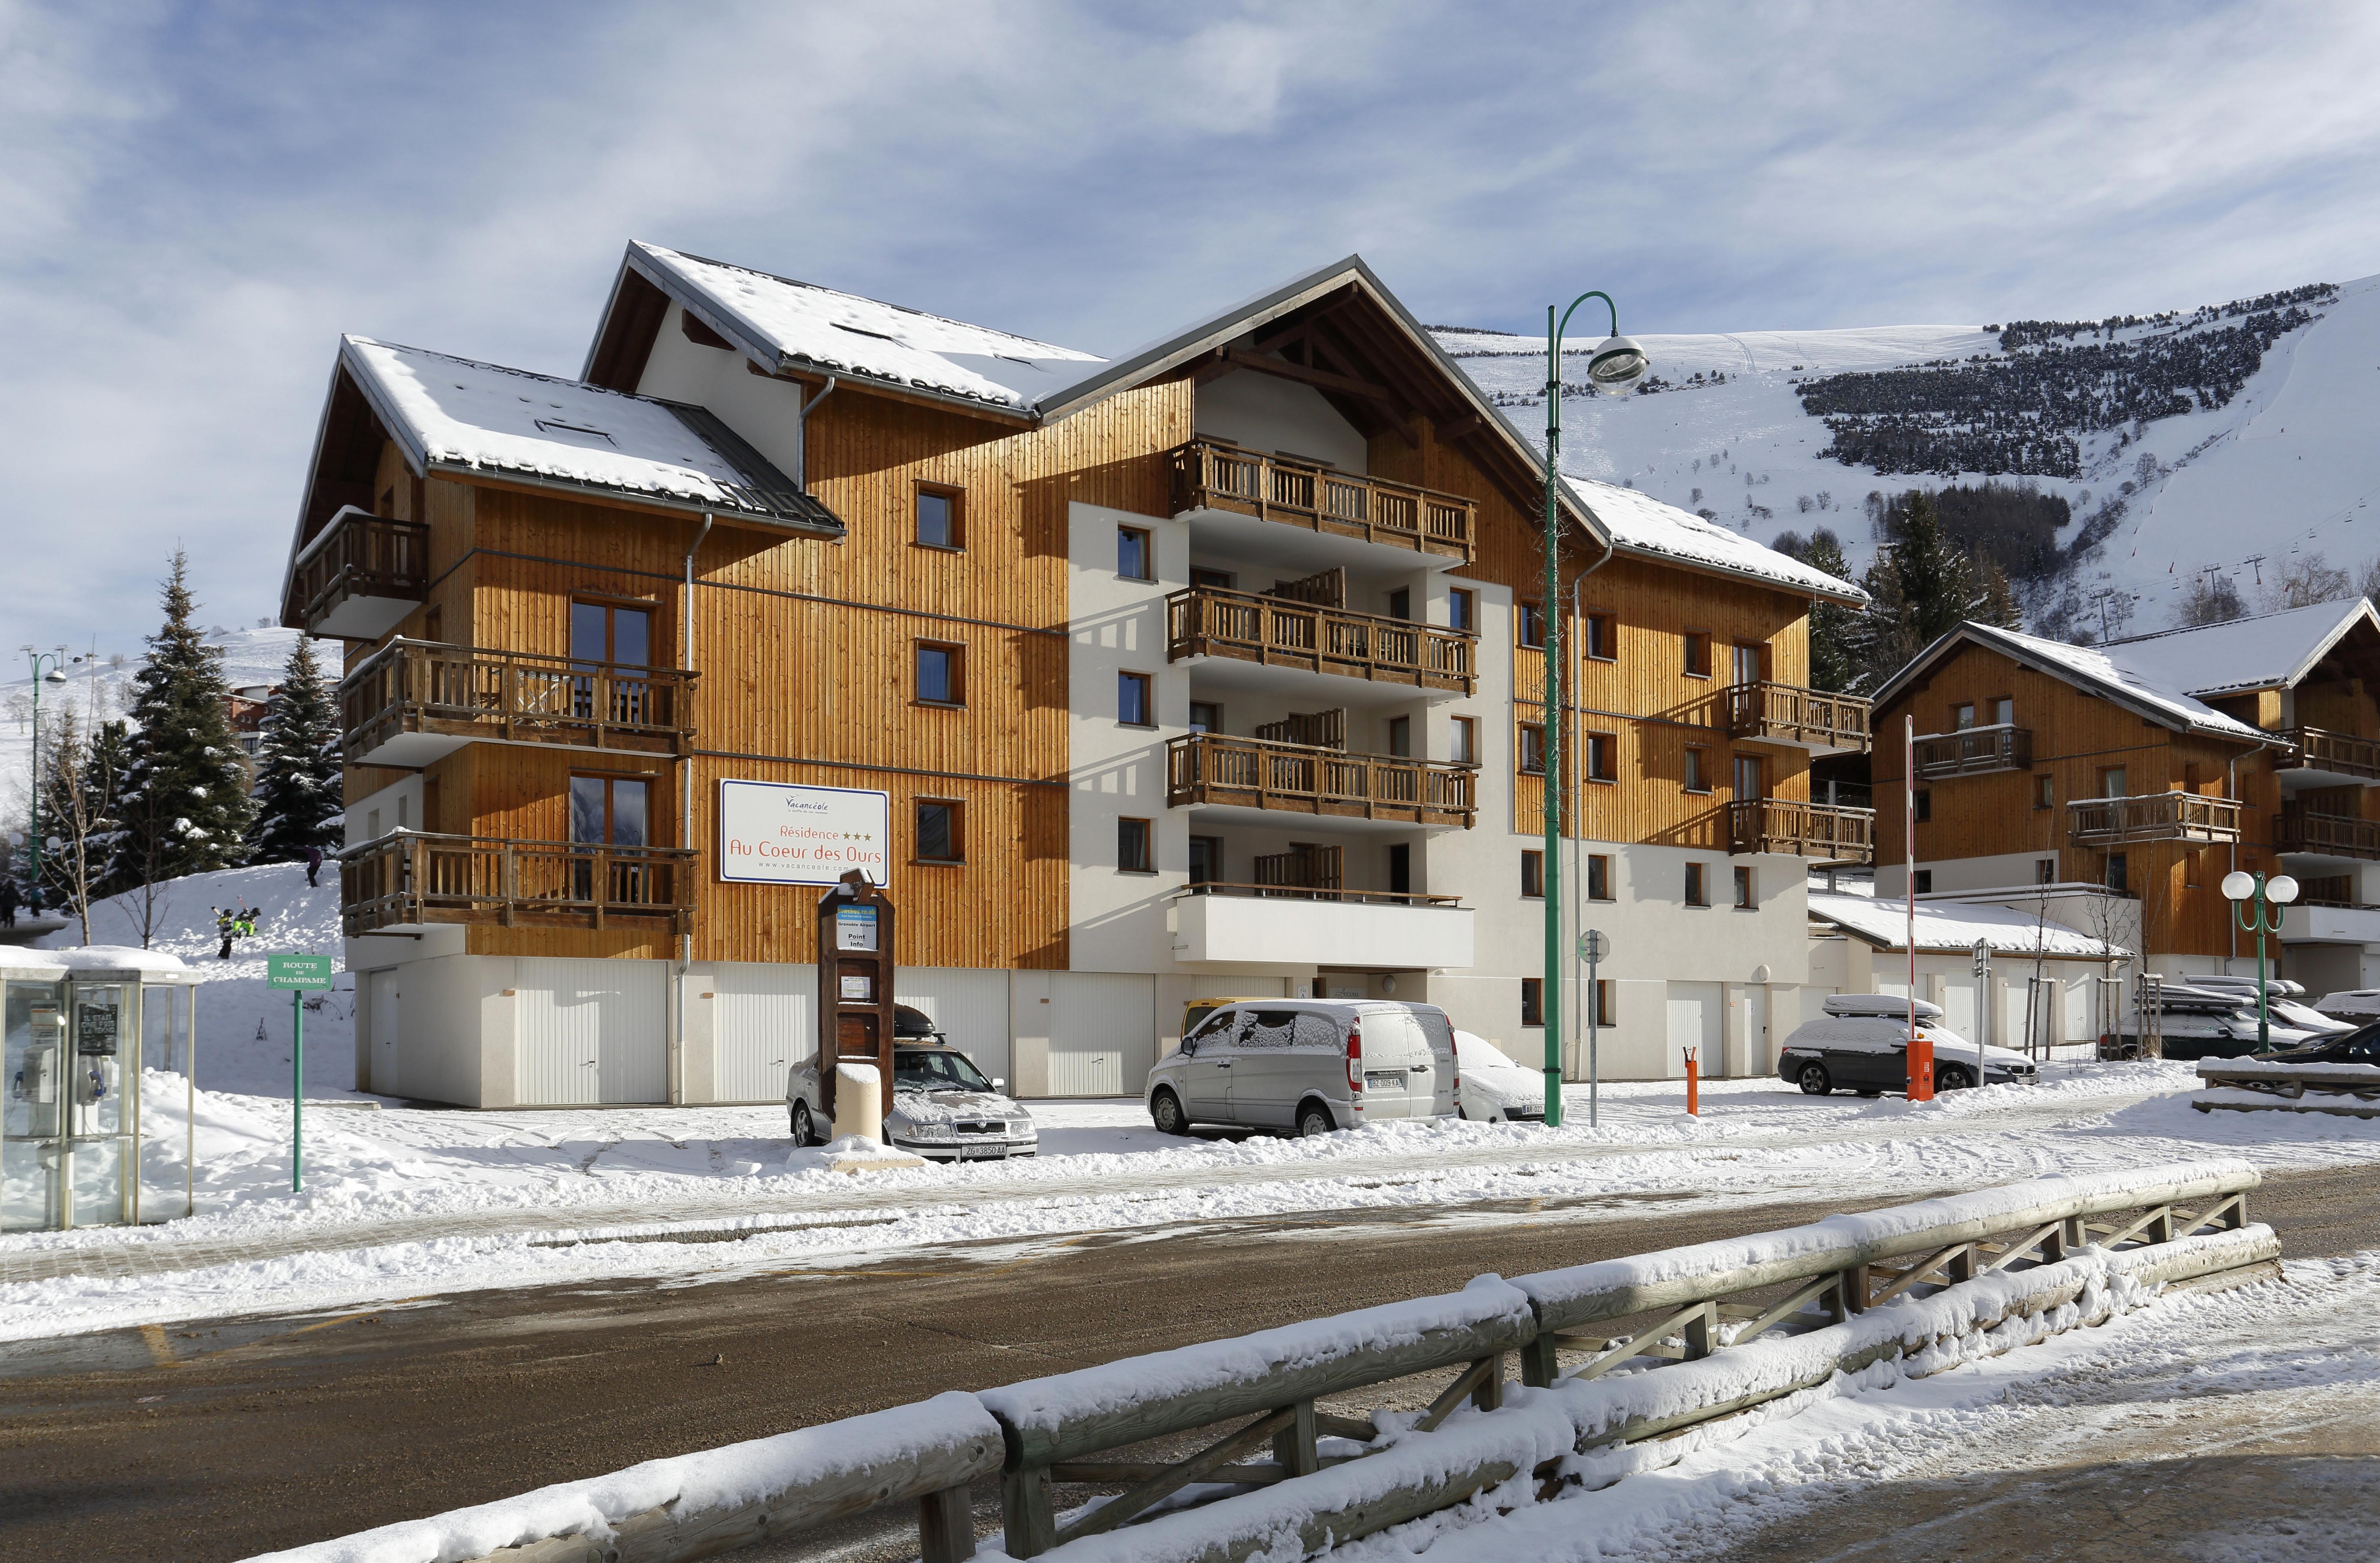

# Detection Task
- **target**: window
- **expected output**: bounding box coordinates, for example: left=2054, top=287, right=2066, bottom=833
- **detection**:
left=1118, top=526, right=1152, bottom=580
left=1118, top=671, right=1153, bottom=726
left=1734, top=754, right=1764, bottom=799
left=2034, top=773, right=2054, bottom=810
left=1448, top=587, right=1476, bottom=633
left=1520, top=723, right=1547, bottom=775
left=1387, top=843, right=1411, bottom=896
left=1993, top=698, right=2014, bottom=726
left=2105, top=853, right=2128, bottom=892
left=1953, top=701, right=1976, bottom=730
left=1684, top=747, right=1710, bottom=793
left=1387, top=587, right=1412, bottom=621
left=1518, top=602, right=1546, bottom=648
left=1450, top=716, right=1477, bottom=765
left=1587, top=731, right=1616, bottom=783
left=570, top=773, right=650, bottom=903
left=1521, top=977, right=1544, bottom=1029
left=1387, top=716, right=1411, bottom=758
left=1587, top=853, right=1613, bottom=901
left=571, top=600, right=652, bottom=668
left=2101, top=767, right=2128, bottom=799
left=1913, top=869, right=1934, bottom=894
left=2184, top=850, right=2203, bottom=889
left=1685, top=862, right=1709, bottom=907
left=2036, top=857, right=2057, bottom=885
left=914, top=485, right=962, bottom=549
left=1188, top=701, right=1221, bottom=734
left=1591, top=979, right=1615, bottom=1027
left=1683, top=631, right=1711, bottom=678
left=1731, top=643, right=1763, bottom=686
left=1914, top=789, right=1932, bottom=823
left=1733, top=865, right=1755, bottom=909
left=1118, top=816, right=1152, bottom=873
left=915, top=799, right=963, bottom=863
left=916, top=642, right=963, bottom=705
left=1188, top=835, right=1222, bottom=884
left=1191, top=567, right=1235, bottom=590
left=1585, top=612, right=1616, bottom=662
left=1521, top=850, right=1545, bottom=898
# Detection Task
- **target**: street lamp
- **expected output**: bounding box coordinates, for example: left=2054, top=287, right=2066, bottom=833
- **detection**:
left=1540, top=293, right=1648, bottom=1128
left=2221, top=869, right=2298, bottom=1049
left=18, top=646, right=69, bottom=903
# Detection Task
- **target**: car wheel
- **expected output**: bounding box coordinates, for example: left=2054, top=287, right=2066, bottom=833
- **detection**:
left=1936, top=1065, right=1974, bottom=1091
left=1796, top=1062, right=1832, bottom=1096
left=1297, top=1102, right=1337, bottom=1138
left=1151, top=1088, right=1189, bottom=1136
left=792, top=1101, right=818, bottom=1147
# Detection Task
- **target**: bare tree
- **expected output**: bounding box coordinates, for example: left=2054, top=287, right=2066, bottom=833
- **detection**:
left=2262, top=551, right=2352, bottom=612
left=36, top=714, right=120, bottom=947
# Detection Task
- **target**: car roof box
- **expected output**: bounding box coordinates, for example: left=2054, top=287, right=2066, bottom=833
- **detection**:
left=1821, top=994, right=1943, bottom=1021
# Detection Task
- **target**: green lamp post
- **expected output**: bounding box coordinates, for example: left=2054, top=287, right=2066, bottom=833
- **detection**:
left=18, top=645, right=69, bottom=899
left=1539, top=296, right=1647, bottom=1126
left=2221, top=869, right=2298, bottom=1049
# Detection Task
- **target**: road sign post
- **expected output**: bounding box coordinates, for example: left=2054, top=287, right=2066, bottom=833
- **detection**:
left=1578, top=929, right=1609, bottom=1128
left=266, top=954, right=335, bottom=1192
left=1971, top=940, right=1992, bottom=1089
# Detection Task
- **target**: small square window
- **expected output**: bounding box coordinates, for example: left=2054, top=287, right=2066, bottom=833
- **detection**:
left=1683, top=632, right=1711, bottom=678
left=1520, top=723, right=1547, bottom=775
left=1915, top=789, right=1932, bottom=823
left=1587, top=853, right=1613, bottom=901
left=1118, top=671, right=1153, bottom=727
left=1913, top=869, right=1935, bottom=894
left=1733, top=865, right=1755, bottom=909
left=1585, top=612, right=1616, bottom=662
left=915, top=799, right=963, bottom=863
left=916, top=642, right=963, bottom=705
left=1521, top=849, right=1545, bottom=898
left=1587, top=731, right=1616, bottom=783
left=1521, top=976, right=1544, bottom=1029
left=1448, top=587, right=1477, bottom=633
left=1685, top=862, right=1709, bottom=907
left=1118, top=816, right=1153, bottom=873
left=1518, top=602, right=1546, bottom=649
left=1684, top=748, right=1710, bottom=793
left=1118, top=526, right=1152, bottom=581
left=915, top=486, right=962, bottom=549
left=1450, top=716, right=1477, bottom=765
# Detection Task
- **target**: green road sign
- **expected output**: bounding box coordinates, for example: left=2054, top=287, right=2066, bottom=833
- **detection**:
left=266, top=953, right=335, bottom=991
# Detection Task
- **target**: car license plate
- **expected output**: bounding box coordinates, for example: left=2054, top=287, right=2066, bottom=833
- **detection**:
left=1365, top=1071, right=1405, bottom=1089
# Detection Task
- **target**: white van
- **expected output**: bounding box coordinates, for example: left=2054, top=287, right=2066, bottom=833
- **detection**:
left=1145, top=1000, right=1459, bottom=1138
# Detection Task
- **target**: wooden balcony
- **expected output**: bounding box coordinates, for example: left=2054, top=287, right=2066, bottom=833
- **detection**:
left=283, top=506, right=429, bottom=641
left=340, top=641, right=696, bottom=769
left=2274, top=726, right=2380, bottom=785
left=1167, top=587, right=1476, bottom=694
left=1169, top=439, right=1475, bottom=564
left=341, top=832, right=695, bottom=936
left=1724, top=682, right=1873, bottom=754
left=2276, top=808, right=2380, bottom=862
left=2067, top=792, right=2242, bottom=845
left=1166, top=734, right=1475, bottom=827
left=1726, top=798, right=1875, bottom=863
left=1911, top=723, right=2031, bottom=779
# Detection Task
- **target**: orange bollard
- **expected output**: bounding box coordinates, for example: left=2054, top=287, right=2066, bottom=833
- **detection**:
left=1908, top=1036, right=1934, bottom=1102
left=1684, top=1046, right=1699, bottom=1115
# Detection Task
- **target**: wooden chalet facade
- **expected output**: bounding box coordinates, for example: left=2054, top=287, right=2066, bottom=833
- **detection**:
left=283, top=246, right=1871, bottom=1108
left=1870, top=602, right=2380, bottom=996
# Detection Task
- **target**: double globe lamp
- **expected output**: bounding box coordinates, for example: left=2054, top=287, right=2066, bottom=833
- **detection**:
left=2221, top=869, right=2297, bottom=1048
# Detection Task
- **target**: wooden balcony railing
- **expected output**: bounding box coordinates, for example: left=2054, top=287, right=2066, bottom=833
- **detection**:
left=2276, top=808, right=2380, bottom=862
left=1178, top=881, right=1464, bottom=907
left=340, top=832, right=695, bottom=936
left=340, top=641, right=696, bottom=764
left=1166, top=734, right=1475, bottom=827
left=2067, top=792, right=2242, bottom=845
left=1166, top=587, right=1477, bottom=694
left=1726, top=798, right=1875, bottom=862
left=1911, top=723, right=2032, bottom=779
left=1169, top=439, right=1475, bottom=563
left=1723, top=681, right=1873, bottom=753
left=2274, top=726, right=2380, bottom=784
left=284, top=506, right=429, bottom=639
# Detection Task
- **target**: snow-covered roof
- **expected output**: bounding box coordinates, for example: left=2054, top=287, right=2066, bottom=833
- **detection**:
left=1873, top=620, right=2273, bottom=742
left=623, top=243, right=1107, bottom=413
left=0, top=943, right=196, bottom=979
left=339, top=336, right=839, bottom=532
left=2100, top=598, right=2380, bottom=699
left=1566, top=476, right=1869, bottom=605
left=1809, top=891, right=2130, bottom=959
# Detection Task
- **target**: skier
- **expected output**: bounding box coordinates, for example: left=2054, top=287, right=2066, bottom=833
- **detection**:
left=236, top=903, right=260, bottom=940
left=302, top=844, right=324, bottom=889
left=215, top=907, right=236, bottom=960
left=0, top=879, right=17, bottom=929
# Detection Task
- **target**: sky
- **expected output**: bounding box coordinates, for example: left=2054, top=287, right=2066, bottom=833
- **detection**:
left=4, top=0, right=2380, bottom=659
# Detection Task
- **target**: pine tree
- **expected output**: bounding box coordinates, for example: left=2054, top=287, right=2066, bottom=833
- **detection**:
left=110, top=551, right=254, bottom=888
left=1854, top=492, right=1985, bottom=689
left=248, top=636, right=344, bottom=862
left=1799, top=528, right=1861, bottom=693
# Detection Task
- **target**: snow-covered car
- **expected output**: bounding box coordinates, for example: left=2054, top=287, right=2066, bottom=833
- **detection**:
left=786, top=1007, right=1035, bottom=1161
left=2183, top=977, right=2354, bottom=1034
left=2312, top=989, right=2380, bottom=1024
left=2106, top=984, right=2317, bottom=1060
left=1453, top=1030, right=1545, bottom=1122
left=1778, top=1003, right=2038, bottom=1095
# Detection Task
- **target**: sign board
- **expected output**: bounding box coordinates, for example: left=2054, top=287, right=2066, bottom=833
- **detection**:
left=1579, top=929, right=1610, bottom=963
left=266, top=953, right=335, bottom=991
left=76, top=1002, right=120, bottom=1056
left=835, top=906, right=879, bottom=952
left=840, top=973, right=873, bottom=1001
left=718, top=780, right=890, bottom=886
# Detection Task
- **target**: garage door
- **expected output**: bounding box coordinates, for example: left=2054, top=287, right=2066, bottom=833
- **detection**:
left=895, top=968, right=1013, bottom=1083
left=714, top=964, right=812, bottom=1103
left=517, top=958, right=667, bottom=1105
left=1665, top=982, right=1721, bottom=1078
left=1048, top=973, right=1155, bottom=1096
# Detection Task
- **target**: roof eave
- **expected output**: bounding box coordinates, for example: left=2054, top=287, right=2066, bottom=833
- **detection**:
left=1872, top=622, right=2269, bottom=745
left=422, top=459, right=845, bottom=538
left=1605, top=539, right=1870, bottom=606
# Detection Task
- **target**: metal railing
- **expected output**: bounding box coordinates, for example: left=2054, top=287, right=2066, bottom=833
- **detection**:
left=1169, top=438, right=1475, bottom=562
left=1167, top=733, right=1476, bottom=826
left=340, top=831, right=696, bottom=936
left=2276, top=807, right=2380, bottom=860
left=339, top=639, right=696, bottom=762
left=1180, top=880, right=1465, bottom=907
left=2273, top=725, right=2380, bottom=783
left=284, top=507, right=429, bottom=632
left=1911, top=722, right=2031, bottom=778
left=2068, top=791, right=2242, bottom=844
left=1166, top=587, right=1477, bottom=694
left=1727, top=797, right=1875, bottom=862
left=1724, top=681, right=1873, bottom=752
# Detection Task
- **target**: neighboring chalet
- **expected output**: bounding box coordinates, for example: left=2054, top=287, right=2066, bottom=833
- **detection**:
left=283, top=244, right=1871, bottom=1108
left=1871, top=599, right=2380, bottom=997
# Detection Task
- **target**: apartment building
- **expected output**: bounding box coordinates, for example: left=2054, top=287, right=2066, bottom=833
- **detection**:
left=282, top=245, right=1872, bottom=1108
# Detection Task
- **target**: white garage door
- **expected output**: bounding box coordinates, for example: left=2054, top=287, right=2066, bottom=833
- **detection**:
left=1665, top=982, right=1721, bottom=1078
left=714, top=964, right=812, bottom=1103
left=1049, top=973, right=1155, bottom=1096
left=517, top=958, right=667, bottom=1105
left=896, top=969, right=1014, bottom=1083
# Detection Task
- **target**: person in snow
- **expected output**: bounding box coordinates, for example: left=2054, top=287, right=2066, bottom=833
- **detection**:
left=24, top=883, right=43, bottom=920
left=0, top=880, right=17, bottom=928
left=215, top=907, right=236, bottom=960
left=238, top=904, right=262, bottom=938
left=303, top=845, right=323, bottom=888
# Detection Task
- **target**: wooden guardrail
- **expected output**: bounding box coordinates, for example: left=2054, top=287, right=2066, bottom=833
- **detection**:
left=1724, top=681, right=1873, bottom=753
left=2275, top=807, right=2380, bottom=861
left=284, top=505, right=429, bottom=634
left=1169, top=439, right=1474, bottom=562
left=2274, top=725, right=2380, bottom=784
left=1166, top=587, right=1477, bottom=693
left=339, top=831, right=696, bottom=936
left=1726, top=797, right=1875, bottom=862
left=2068, top=791, right=2242, bottom=844
left=340, top=639, right=697, bottom=764
left=1166, top=733, right=1476, bottom=827
left=267, top=1163, right=2274, bottom=1563
left=1911, top=722, right=2030, bottom=777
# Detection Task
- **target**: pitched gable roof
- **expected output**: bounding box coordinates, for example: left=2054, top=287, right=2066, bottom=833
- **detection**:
left=2098, top=598, right=2380, bottom=699
left=1872, top=620, right=2274, bottom=742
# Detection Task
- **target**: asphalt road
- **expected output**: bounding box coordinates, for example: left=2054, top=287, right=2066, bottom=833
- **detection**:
left=3, top=1166, right=2375, bottom=1563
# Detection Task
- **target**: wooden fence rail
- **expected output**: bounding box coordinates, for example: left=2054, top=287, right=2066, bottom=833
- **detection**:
left=1169, top=439, right=1475, bottom=562
left=1166, top=587, right=1477, bottom=693
left=2067, top=791, right=2242, bottom=844
left=339, top=831, right=696, bottom=936
left=339, top=639, right=697, bottom=764
left=1166, top=734, right=1475, bottom=826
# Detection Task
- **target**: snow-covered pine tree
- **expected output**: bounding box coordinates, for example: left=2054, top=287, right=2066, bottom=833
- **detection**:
left=248, top=635, right=344, bottom=861
left=1798, top=528, right=1862, bottom=693
left=109, top=550, right=254, bottom=888
left=1852, top=493, right=1984, bottom=690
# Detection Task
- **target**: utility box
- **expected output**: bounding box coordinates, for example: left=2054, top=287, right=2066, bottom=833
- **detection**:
left=816, top=870, right=896, bottom=1131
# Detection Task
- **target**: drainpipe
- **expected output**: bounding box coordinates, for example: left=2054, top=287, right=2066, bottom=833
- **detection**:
left=675, top=512, right=714, bottom=1107
left=797, top=375, right=838, bottom=489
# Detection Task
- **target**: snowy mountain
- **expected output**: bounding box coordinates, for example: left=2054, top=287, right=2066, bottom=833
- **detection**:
left=1438, top=272, right=2380, bottom=637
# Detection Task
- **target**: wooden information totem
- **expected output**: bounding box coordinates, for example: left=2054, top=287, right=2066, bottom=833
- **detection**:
left=816, top=869, right=897, bottom=1126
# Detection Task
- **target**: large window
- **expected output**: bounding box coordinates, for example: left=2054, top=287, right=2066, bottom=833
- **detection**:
left=1118, top=816, right=1153, bottom=873
left=1448, top=587, right=1477, bottom=633
left=571, top=601, right=651, bottom=667
left=915, top=799, right=963, bottom=864
left=1118, top=671, right=1153, bottom=726
left=1450, top=715, right=1477, bottom=765
left=916, top=642, right=963, bottom=706
left=570, top=774, right=650, bottom=903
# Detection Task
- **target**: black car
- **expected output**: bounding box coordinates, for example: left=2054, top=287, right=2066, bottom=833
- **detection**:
left=2257, top=1021, right=2380, bottom=1065
left=1776, top=1012, right=2038, bottom=1095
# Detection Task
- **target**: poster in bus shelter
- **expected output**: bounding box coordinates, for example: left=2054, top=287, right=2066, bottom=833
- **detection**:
left=716, top=779, right=891, bottom=886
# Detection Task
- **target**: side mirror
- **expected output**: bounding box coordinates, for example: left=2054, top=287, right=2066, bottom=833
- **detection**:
left=991, top=1078, right=1006, bottom=1090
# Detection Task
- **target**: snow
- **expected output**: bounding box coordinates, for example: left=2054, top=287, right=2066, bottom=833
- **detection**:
left=2097, top=597, right=2374, bottom=700
left=1566, top=475, right=1867, bottom=602
left=1923, top=619, right=2270, bottom=739
left=341, top=336, right=800, bottom=520
left=1808, top=889, right=2129, bottom=958
left=0, top=942, right=190, bottom=975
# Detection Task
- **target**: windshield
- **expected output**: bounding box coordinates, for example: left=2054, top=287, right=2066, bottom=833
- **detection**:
left=893, top=1048, right=995, bottom=1093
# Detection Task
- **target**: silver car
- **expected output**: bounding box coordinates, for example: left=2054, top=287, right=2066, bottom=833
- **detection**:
left=787, top=1024, right=1036, bottom=1161
left=1145, top=1000, right=1458, bottom=1138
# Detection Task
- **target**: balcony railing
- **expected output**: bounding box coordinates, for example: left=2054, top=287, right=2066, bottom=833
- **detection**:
left=1726, top=798, right=1875, bottom=862
left=1169, top=439, right=1475, bottom=563
left=284, top=506, right=430, bottom=641
left=340, top=832, right=695, bottom=936
left=2274, top=726, right=2380, bottom=784
left=1181, top=880, right=1464, bottom=908
left=1721, top=681, right=1873, bottom=754
left=1166, top=734, right=1475, bottom=827
left=340, top=641, right=696, bottom=767
left=1911, top=722, right=2032, bottom=779
left=2067, top=792, right=2242, bottom=845
left=2276, top=808, right=2380, bottom=862
left=1167, top=587, right=1477, bottom=694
